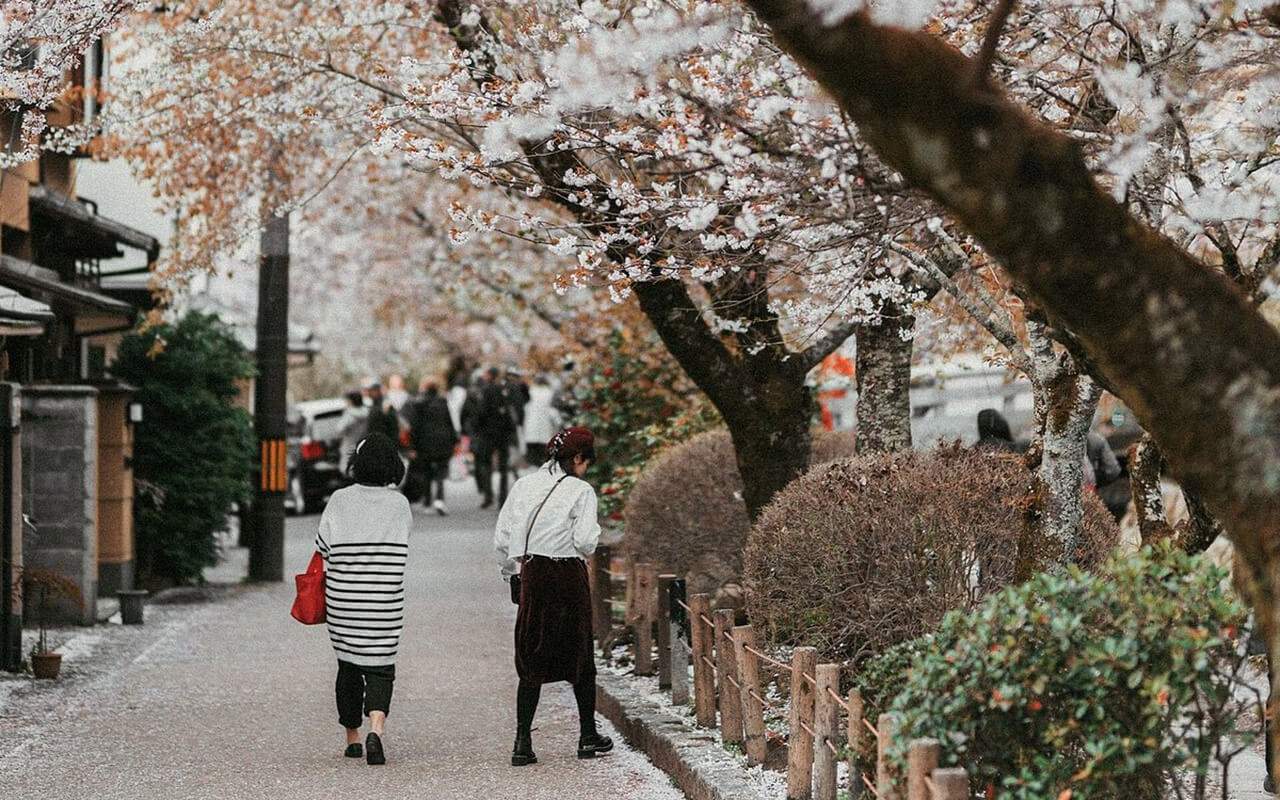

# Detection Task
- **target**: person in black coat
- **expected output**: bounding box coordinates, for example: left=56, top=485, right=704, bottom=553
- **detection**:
left=472, top=367, right=519, bottom=509
left=364, top=381, right=401, bottom=444
left=410, top=380, right=458, bottom=515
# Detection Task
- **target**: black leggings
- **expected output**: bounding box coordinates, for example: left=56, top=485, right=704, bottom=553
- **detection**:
left=336, top=660, right=395, bottom=729
left=516, top=678, right=597, bottom=737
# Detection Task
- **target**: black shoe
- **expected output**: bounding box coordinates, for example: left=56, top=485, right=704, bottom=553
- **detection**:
left=1265, top=775, right=1276, bottom=794
left=511, top=732, right=537, bottom=766
left=577, top=732, right=613, bottom=759
left=365, top=732, right=385, bottom=765
left=343, top=743, right=363, bottom=758
left=480, top=496, right=493, bottom=509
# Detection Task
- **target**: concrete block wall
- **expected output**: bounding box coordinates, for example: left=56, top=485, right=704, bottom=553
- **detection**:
left=21, top=385, right=97, bottom=625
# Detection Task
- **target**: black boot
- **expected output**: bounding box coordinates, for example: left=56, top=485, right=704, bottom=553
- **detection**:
left=577, top=731, right=613, bottom=759
left=512, top=731, right=537, bottom=766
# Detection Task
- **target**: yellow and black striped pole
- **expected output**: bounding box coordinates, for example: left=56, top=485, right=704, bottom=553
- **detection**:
left=259, top=438, right=287, bottom=493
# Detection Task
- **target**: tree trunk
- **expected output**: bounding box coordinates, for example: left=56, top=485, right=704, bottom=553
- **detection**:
left=1037, top=369, right=1100, bottom=563
left=632, top=278, right=821, bottom=521
left=1130, top=434, right=1172, bottom=545
left=725, top=384, right=816, bottom=520
left=855, top=304, right=914, bottom=455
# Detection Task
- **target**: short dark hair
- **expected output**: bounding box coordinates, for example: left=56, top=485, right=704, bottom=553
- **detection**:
left=348, top=432, right=405, bottom=486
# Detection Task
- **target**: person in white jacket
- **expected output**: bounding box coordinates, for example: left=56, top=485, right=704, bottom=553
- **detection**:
left=494, top=426, right=612, bottom=766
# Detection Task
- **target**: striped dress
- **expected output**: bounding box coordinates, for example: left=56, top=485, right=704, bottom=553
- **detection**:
left=314, top=483, right=413, bottom=667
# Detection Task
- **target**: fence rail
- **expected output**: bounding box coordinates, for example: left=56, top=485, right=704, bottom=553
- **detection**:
left=589, top=547, right=971, bottom=800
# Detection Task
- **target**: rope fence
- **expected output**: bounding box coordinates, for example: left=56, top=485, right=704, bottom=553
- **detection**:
left=588, top=547, right=972, bottom=800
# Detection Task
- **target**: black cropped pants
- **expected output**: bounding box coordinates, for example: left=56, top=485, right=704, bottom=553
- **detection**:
left=335, top=660, right=395, bottom=729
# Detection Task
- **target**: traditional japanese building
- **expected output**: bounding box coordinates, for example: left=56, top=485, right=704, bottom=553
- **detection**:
left=1, top=40, right=156, bottom=658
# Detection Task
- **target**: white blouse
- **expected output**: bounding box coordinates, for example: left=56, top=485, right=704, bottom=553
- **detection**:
left=494, top=464, right=601, bottom=579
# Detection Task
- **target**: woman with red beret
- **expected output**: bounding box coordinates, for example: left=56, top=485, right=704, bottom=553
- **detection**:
left=494, top=426, right=613, bottom=766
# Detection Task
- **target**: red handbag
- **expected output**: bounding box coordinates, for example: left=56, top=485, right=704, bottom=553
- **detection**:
left=290, top=551, right=326, bottom=625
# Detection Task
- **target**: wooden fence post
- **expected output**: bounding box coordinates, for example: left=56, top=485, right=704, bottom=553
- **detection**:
left=876, top=713, right=902, bottom=800
left=787, top=646, right=818, bottom=800
left=657, top=574, right=676, bottom=689
left=813, top=663, right=841, bottom=800
left=670, top=579, right=690, bottom=706
left=906, top=739, right=940, bottom=800
left=590, top=545, right=612, bottom=651
left=930, top=767, right=970, bottom=800
left=733, top=624, right=768, bottom=766
left=714, top=608, right=743, bottom=746
left=634, top=562, right=656, bottom=676
left=690, top=593, right=716, bottom=727
left=847, top=689, right=864, bottom=799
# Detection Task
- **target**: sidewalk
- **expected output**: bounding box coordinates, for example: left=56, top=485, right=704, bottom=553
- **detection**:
left=0, top=479, right=687, bottom=800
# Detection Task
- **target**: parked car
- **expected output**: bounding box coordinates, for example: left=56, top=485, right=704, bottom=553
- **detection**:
left=285, top=397, right=348, bottom=514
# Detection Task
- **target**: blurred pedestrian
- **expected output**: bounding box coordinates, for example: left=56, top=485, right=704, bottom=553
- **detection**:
left=974, top=408, right=1016, bottom=453
left=522, top=374, right=561, bottom=468
left=337, top=390, right=368, bottom=477
left=314, top=432, right=411, bottom=766
left=410, top=379, right=458, bottom=515
left=494, top=426, right=612, bottom=766
left=363, top=380, right=401, bottom=444
left=472, top=367, right=519, bottom=509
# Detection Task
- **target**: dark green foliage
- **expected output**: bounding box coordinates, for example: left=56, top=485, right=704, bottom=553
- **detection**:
left=862, top=544, right=1253, bottom=800
left=112, top=312, right=255, bottom=587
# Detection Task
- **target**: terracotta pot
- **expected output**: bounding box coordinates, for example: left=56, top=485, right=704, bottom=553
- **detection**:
left=30, top=651, right=61, bottom=680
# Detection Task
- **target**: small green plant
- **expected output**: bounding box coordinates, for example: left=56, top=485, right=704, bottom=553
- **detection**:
left=862, top=543, right=1254, bottom=800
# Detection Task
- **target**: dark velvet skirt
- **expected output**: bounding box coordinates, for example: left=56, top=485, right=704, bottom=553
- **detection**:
left=514, top=555, right=596, bottom=685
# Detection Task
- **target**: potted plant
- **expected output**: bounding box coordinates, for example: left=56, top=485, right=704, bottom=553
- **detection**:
left=19, top=566, right=83, bottom=679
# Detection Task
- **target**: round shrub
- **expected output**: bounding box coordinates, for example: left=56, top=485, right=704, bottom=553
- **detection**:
left=869, top=544, right=1252, bottom=800
left=743, top=444, right=1117, bottom=663
left=623, top=428, right=854, bottom=607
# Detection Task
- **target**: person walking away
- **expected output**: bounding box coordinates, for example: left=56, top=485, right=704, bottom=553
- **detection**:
left=410, top=379, right=458, bottom=515
left=522, top=375, right=561, bottom=468
left=364, top=381, right=401, bottom=444
left=337, top=390, right=368, bottom=478
left=494, top=426, right=613, bottom=767
left=472, top=367, right=518, bottom=508
left=313, top=432, right=411, bottom=765
left=974, top=408, right=1016, bottom=453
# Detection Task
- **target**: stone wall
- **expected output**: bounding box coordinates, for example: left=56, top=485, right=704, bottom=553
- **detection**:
left=22, top=385, right=97, bottom=625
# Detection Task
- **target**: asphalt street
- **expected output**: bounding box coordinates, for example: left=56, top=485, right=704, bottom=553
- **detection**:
left=0, top=479, right=686, bottom=800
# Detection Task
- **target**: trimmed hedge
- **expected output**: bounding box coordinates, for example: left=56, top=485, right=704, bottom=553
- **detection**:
left=743, top=444, right=1118, bottom=663
left=622, top=428, right=854, bottom=608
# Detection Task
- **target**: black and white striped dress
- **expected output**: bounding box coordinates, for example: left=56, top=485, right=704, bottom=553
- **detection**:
left=314, top=484, right=413, bottom=667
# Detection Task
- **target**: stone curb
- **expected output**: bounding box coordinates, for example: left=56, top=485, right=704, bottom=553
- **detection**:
left=596, top=669, right=771, bottom=800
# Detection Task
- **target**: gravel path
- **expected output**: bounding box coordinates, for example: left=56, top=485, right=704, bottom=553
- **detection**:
left=0, top=480, right=686, bottom=800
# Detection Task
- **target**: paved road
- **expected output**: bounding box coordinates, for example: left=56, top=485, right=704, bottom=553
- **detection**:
left=0, top=480, right=685, bottom=800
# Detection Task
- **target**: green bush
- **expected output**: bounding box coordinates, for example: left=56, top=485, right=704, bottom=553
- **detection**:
left=112, top=312, right=255, bottom=587
left=567, top=326, right=718, bottom=521
left=866, top=544, right=1253, bottom=800
left=623, top=427, right=854, bottom=608
left=744, top=444, right=1117, bottom=663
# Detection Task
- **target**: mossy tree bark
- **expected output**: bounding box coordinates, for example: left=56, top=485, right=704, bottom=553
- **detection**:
left=855, top=300, right=914, bottom=455
left=743, top=0, right=1280, bottom=772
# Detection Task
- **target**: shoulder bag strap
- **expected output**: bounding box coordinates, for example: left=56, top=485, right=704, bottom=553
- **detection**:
left=519, top=474, right=571, bottom=572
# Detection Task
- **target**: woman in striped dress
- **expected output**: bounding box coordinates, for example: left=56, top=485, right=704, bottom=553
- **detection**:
left=314, top=431, right=412, bottom=765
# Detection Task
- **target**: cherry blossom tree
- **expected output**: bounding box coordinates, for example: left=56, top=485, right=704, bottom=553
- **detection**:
left=740, top=0, right=1280, bottom=767
left=0, top=0, right=141, bottom=164
left=105, top=0, right=939, bottom=518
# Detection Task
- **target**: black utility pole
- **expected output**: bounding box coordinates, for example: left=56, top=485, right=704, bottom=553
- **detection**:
left=248, top=209, right=289, bottom=581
